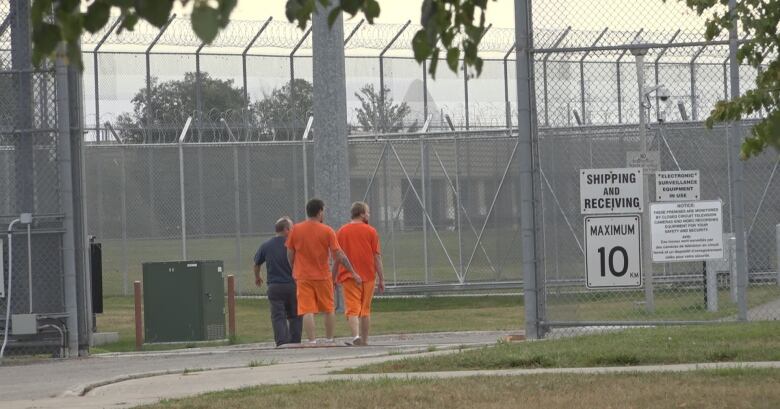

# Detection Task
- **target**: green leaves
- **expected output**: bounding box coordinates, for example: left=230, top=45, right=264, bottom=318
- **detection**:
left=31, top=0, right=238, bottom=69
left=192, top=3, right=221, bottom=44
left=83, top=1, right=111, bottom=34
left=680, top=0, right=780, bottom=158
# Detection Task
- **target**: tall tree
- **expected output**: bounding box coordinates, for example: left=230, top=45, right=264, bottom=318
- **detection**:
left=679, top=0, right=780, bottom=158
left=252, top=79, right=313, bottom=140
left=353, top=84, right=413, bottom=133
left=115, top=72, right=246, bottom=143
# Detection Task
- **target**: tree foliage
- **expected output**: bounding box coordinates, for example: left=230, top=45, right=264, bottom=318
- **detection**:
left=252, top=79, right=314, bottom=140
left=31, top=0, right=491, bottom=78
left=115, top=72, right=246, bottom=143
left=681, top=0, right=780, bottom=158
left=353, top=84, right=413, bottom=133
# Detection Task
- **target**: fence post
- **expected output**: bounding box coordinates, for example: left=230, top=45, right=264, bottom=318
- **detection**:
left=580, top=28, right=608, bottom=124
left=242, top=17, right=272, bottom=105
left=93, top=18, right=122, bottom=142
left=541, top=27, right=571, bottom=127
left=195, top=42, right=206, bottom=142
left=227, top=275, right=236, bottom=339
left=690, top=44, right=707, bottom=121
left=423, top=60, right=429, bottom=123
left=379, top=21, right=410, bottom=132
left=463, top=24, right=491, bottom=130
left=615, top=30, right=643, bottom=124
left=145, top=15, right=175, bottom=130
left=654, top=30, right=681, bottom=120
left=178, top=117, right=192, bottom=260
left=503, top=43, right=516, bottom=129
left=134, top=281, right=143, bottom=350
left=120, top=146, right=128, bottom=296
left=420, top=132, right=429, bottom=283
left=776, top=224, right=779, bottom=286
left=728, top=0, right=748, bottom=321
left=289, top=26, right=312, bottom=131
left=515, top=0, right=543, bottom=339
left=232, top=144, right=242, bottom=295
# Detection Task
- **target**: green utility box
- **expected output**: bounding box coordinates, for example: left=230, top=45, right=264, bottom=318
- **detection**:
left=142, top=260, right=225, bottom=343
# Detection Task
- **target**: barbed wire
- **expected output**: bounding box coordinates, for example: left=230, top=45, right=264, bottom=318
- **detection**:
left=78, top=14, right=737, bottom=59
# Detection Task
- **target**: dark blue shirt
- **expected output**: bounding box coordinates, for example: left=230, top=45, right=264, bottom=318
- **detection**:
left=254, top=236, right=294, bottom=284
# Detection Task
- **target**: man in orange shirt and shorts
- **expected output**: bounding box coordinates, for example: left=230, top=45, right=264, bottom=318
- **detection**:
left=333, top=201, right=385, bottom=346
left=286, top=198, right=360, bottom=344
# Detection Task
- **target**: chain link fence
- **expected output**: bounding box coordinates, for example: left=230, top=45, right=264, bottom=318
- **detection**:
left=1, top=1, right=71, bottom=357
left=85, top=129, right=526, bottom=296
left=539, top=122, right=779, bottom=332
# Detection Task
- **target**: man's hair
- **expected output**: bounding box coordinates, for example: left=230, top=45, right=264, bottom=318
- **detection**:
left=274, top=217, right=292, bottom=233
left=350, top=201, right=369, bottom=219
left=306, top=198, right=325, bottom=218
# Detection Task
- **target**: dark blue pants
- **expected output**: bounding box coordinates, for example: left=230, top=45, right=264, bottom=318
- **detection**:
left=267, top=283, right=302, bottom=346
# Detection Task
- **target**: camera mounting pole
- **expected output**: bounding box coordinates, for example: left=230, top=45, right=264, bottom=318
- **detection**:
left=630, top=44, right=655, bottom=313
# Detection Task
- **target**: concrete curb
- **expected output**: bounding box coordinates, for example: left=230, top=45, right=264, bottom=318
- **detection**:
left=68, top=343, right=483, bottom=397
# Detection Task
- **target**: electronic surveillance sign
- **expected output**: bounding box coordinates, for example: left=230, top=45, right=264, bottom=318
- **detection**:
left=584, top=215, right=643, bottom=289
left=580, top=168, right=644, bottom=214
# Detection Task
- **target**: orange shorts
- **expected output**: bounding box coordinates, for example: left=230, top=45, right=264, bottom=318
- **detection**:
left=296, top=279, right=335, bottom=315
left=342, top=278, right=375, bottom=317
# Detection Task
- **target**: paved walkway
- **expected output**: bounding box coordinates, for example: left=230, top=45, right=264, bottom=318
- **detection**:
left=2, top=330, right=779, bottom=409
left=0, top=331, right=507, bottom=408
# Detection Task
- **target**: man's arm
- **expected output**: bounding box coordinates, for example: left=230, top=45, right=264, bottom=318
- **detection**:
left=331, top=258, right=341, bottom=282
left=334, top=250, right=361, bottom=284
left=253, top=264, right=264, bottom=287
left=286, top=248, right=295, bottom=270
left=374, top=254, right=385, bottom=293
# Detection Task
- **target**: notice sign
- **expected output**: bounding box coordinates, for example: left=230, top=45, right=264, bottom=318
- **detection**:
left=626, top=151, right=660, bottom=174
left=650, top=200, right=724, bottom=262
left=580, top=168, right=643, bottom=214
left=656, top=170, right=700, bottom=201
left=584, top=215, right=642, bottom=289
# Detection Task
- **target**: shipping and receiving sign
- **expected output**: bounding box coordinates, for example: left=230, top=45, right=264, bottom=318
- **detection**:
left=650, top=200, right=724, bottom=262
left=626, top=151, right=660, bottom=174
left=584, top=215, right=643, bottom=289
left=655, top=170, right=700, bottom=201
left=580, top=168, right=644, bottom=214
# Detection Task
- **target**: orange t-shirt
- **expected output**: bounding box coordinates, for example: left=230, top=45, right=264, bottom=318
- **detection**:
left=285, top=220, right=341, bottom=281
left=336, top=222, right=381, bottom=283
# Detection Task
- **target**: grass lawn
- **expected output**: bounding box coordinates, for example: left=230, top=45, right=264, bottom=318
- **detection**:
left=92, top=295, right=525, bottom=353
left=139, top=369, right=780, bottom=409
left=343, top=322, right=780, bottom=373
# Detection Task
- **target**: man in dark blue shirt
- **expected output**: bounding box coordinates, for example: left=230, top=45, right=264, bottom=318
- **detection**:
left=254, top=217, right=302, bottom=346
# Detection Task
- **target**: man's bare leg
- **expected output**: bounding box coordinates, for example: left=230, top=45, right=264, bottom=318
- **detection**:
left=324, top=312, right=336, bottom=340
left=347, top=316, right=360, bottom=338
left=303, top=313, right=316, bottom=342
left=359, top=316, right=370, bottom=345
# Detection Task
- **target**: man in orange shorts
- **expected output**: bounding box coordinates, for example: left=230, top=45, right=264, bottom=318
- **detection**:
left=333, top=201, right=385, bottom=346
left=286, top=198, right=359, bottom=344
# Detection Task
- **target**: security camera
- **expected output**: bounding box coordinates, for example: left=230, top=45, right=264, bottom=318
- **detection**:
left=657, top=86, right=670, bottom=102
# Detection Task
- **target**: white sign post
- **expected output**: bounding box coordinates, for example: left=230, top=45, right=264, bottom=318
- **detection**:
left=584, top=215, right=643, bottom=289
left=580, top=168, right=644, bottom=214
left=650, top=200, right=724, bottom=262
left=655, top=170, right=700, bottom=202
